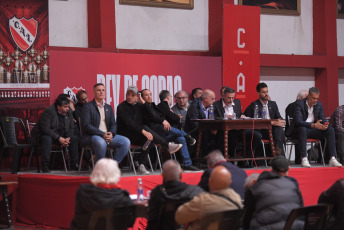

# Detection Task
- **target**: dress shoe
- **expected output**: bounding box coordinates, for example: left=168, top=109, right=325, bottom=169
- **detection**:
left=42, top=164, right=51, bottom=173
left=70, top=162, right=79, bottom=171
left=182, top=165, right=202, bottom=171
left=184, top=135, right=196, bottom=146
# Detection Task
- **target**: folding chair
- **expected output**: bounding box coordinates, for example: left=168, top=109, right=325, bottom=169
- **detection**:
left=127, top=144, right=162, bottom=175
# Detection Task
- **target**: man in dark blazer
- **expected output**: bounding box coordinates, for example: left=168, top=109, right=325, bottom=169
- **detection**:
left=31, top=96, right=78, bottom=173
left=244, top=82, right=286, bottom=155
left=81, top=83, right=130, bottom=163
left=290, top=87, right=342, bottom=167
left=214, top=87, right=261, bottom=157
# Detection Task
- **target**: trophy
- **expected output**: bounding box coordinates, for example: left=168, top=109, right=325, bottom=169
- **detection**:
left=12, top=47, right=23, bottom=83
left=22, top=52, right=31, bottom=83
left=41, top=46, right=49, bottom=83
left=0, top=46, right=6, bottom=83
left=28, top=46, right=37, bottom=83
left=34, top=52, right=43, bottom=83
left=4, top=53, right=13, bottom=83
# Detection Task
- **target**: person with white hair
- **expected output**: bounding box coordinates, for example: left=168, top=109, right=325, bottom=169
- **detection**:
left=70, top=158, right=133, bottom=230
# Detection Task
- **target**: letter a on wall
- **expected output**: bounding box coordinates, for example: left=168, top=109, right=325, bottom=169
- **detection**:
left=222, top=4, right=260, bottom=110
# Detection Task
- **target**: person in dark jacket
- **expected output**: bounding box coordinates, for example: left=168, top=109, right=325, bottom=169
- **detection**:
left=31, top=96, right=78, bottom=173
left=157, top=90, right=182, bottom=129
left=243, top=156, right=304, bottom=230
left=171, top=90, right=191, bottom=130
left=244, top=82, right=286, bottom=155
left=318, top=178, right=344, bottom=230
left=290, top=87, right=342, bottom=168
left=70, top=158, right=134, bottom=230
left=81, top=83, right=130, bottom=163
left=146, top=160, right=204, bottom=230
left=117, top=86, right=184, bottom=175
left=74, top=90, right=88, bottom=123
left=198, top=150, right=247, bottom=199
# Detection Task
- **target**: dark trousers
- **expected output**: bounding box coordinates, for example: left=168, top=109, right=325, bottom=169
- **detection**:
left=256, top=126, right=285, bottom=155
left=335, top=131, right=344, bottom=163
left=129, top=125, right=168, bottom=165
left=40, top=134, right=78, bottom=165
left=292, top=126, right=337, bottom=158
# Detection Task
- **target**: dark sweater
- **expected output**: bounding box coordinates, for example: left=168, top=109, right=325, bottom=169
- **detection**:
left=157, top=101, right=181, bottom=128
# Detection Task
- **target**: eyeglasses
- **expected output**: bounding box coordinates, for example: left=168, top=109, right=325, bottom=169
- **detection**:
left=177, top=97, right=187, bottom=100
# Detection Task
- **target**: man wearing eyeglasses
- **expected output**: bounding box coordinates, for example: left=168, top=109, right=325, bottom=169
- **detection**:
left=171, top=90, right=191, bottom=130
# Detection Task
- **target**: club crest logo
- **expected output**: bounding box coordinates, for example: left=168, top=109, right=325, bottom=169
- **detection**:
left=9, top=16, right=38, bottom=52
left=64, top=87, right=85, bottom=104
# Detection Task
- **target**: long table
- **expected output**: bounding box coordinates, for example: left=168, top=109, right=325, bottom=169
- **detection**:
left=193, top=119, right=276, bottom=161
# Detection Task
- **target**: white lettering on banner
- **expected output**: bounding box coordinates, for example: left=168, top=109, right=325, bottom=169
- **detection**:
left=237, top=28, right=245, bottom=48
left=97, top=74, right=182, bottom=115
left=237, top=73, right=245, bottom=92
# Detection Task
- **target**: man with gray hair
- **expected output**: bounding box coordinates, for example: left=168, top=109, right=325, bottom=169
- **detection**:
left=290, top=87, right=342, bottom=167
left=198, top=150, right=247, bottom=199
left=172, top=90, right=191, bottom=130
left=70, top=158, right=134, bottom=229
left=147, top=160, right=203, bottom=230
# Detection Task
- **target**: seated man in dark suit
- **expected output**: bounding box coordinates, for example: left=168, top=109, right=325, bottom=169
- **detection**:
left=198, top=150, right=247, bottom=199
left=330, top=105, right=344, bottom=165
left=147, top=160, right=204, bottom=230
left=214, top=87, right=262, bottom=157
left=117, top=86, right=183, bottom=174
left=285, top=89, right=308, bottom=164
left=70, top=158, right=134, bottom=230
left=244, top=82, right=286, bottom=155
left=290, top=87, right=342, bottom=167
left=31, top=96, right=79, bottom=173
left=171, top=90, right=191, bottom=130
left=185, top=89, right=216, bottom=156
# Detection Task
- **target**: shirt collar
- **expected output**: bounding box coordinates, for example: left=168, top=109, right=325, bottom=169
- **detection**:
left=96, top=100, right=105, bottom=108
left=306, top=100, right=313, bottom=109
left=259, top=99, right=268, bottom=106
left=222, top=100, right=235, bottom=108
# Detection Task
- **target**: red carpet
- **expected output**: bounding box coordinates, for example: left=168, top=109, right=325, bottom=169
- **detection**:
left=2, top=167, right=344, bottom=229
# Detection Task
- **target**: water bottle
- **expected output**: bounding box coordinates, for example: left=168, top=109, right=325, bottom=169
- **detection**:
left=142, top=139, right=151, bottom=150
left=232, top=112, right=237, bottom=120
left=137, top=178, right=144, bottom=201
left=262, top=106, right=269, bottom=119
left=208, top=105, right=215, bottom=120
left=254, top=104, right=259, bottom=119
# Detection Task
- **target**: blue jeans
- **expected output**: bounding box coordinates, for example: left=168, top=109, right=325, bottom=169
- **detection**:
left=91, top=134, right=130, bottom=163
left=165, top=127, right=192, bottom=166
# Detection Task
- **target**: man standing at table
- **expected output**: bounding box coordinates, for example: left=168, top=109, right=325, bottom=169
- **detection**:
left=81, top=83, right=130, bottom=163
left=290, top=87, right=342, bottom=167
left=244, top=82, right=286, bottom=155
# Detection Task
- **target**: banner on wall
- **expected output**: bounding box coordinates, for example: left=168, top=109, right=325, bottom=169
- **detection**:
left=0, top=0, right=49, bottom=111
left=50, top=51, right=222, bottom=115
left=222, top=4, right=260, bottom=110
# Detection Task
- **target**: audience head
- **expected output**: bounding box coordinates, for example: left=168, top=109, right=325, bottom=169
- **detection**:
left=222, top=87, right=236, bottom=106
left=55, top=96, right=70, bottom=115
left=206, top=150, right=225, bottom=169
left=244, top=173, right=260, bottom=190
left=220, top=86, right=229, bottom=96
left=162, top=160, right=182, bottom=183
left=142, top=89, right=153, bottom=104
left=296, top=89, right=308, bottom=101
left=256, top=82, right=269, bottom=102
left=307, top=87, right=320, bottom=107
left=159, top=90, right=172, bottom=106
left=175, top=90, right=189, bottom=108
left=191, top=88, right=203, bottom=100
left=90, top=158, right=121, bottom=185
left=271, top=155, right=289, bottom=176
left=201, top=89, right=215, bottom=107
left=93, top=83, right=105, bottom=102
left=76, top=90, right=88, bottom=105
left=209, top=165, right=232, bottom=192
left=126, top=86, right=138, bottom=105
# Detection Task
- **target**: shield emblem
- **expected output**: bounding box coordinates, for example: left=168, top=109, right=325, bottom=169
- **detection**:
left=64, top=87, right=85, bottom=104
left=9, top=17, right=38, bottom=52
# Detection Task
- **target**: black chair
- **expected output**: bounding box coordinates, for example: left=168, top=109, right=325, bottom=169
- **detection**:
left=199, top=209, right=244, bottom=230
left=0, top=116, right=34, bottom=174
left=283, top=204, right=332, bottom=230
left=88, top=205, right=136, bottom=230
left=156, top=198, right=191, bottom=230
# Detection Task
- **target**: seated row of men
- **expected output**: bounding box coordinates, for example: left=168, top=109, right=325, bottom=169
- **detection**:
left=70, top=154, right=344, bottom=230
left=32, top=81, right=343, bottom=173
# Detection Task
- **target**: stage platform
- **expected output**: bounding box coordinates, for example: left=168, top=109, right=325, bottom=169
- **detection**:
left=1, top=165, right=344, bottom=229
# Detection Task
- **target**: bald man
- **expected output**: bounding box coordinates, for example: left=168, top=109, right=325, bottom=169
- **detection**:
left=176, top=166, right=242, bottom=230
left=185, top=89, right=217, bottom=156
left=147, top=160, right=203, bottom=230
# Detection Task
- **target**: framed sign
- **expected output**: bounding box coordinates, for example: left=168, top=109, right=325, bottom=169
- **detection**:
left=119, top=0, right=194, bottom=10
left=339, top=0, right=344, bottom=18
left=238, top=0, right=300, bottom=15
